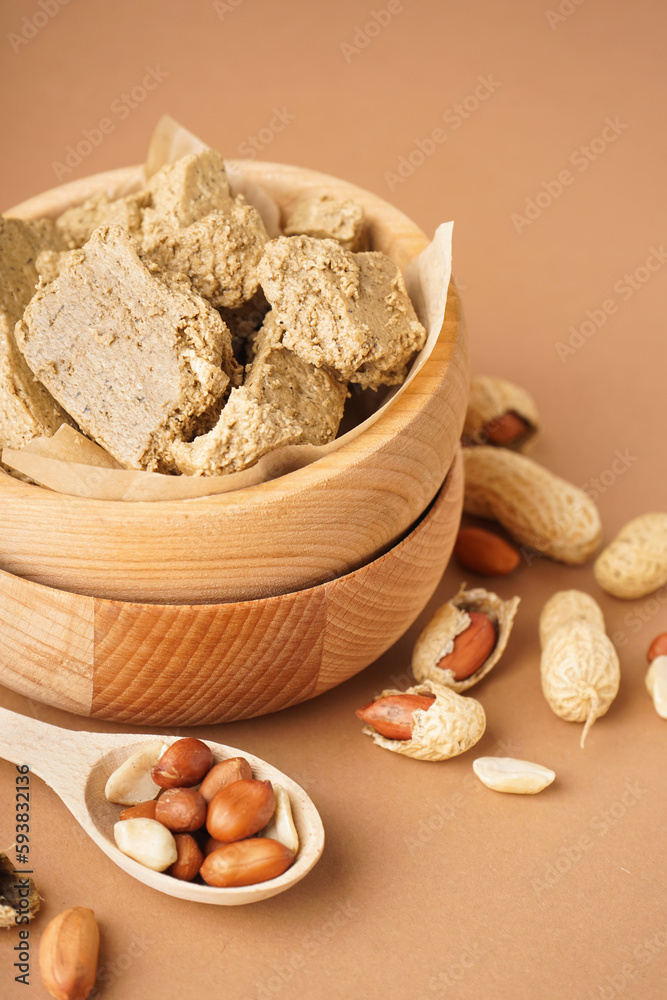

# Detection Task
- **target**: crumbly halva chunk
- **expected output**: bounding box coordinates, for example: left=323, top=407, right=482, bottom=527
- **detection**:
left=258, top=236, right=426, bottom=390
left=16, top=225, right=239, bottom=471
left=142, top=148, right=235, bottom=236
left=146, top=200, right=268, bottom=308
left=56, top=191, right=148, bottom=248
left=142, top=149, right=268, bottom=308
left=248, top=312, right=347, bottom=445
left=283, top=194, right=368, bottom=251
left=0, top=217, right=74, bottom=450
left=170, top=311, right=348, bottom=476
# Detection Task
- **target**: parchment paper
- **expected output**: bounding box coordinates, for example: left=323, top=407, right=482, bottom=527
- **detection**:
left=2, top=117, right=453, bottom=501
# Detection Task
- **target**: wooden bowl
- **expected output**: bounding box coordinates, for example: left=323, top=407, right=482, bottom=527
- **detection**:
left=1, top=162, right=468, bottom=604
left=0, top=451, right=462, bottom=726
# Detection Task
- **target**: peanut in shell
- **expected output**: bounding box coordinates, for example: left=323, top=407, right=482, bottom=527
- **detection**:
left=359, top=679, right=486, bottom=761
left=412, top=585, right=520, bottom=692
left=463, top=375, right=539, bottom=451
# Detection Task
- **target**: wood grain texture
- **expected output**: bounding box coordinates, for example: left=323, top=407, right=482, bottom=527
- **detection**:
left=0, top=451, right=462, bottom=725
left=0, top=162, right=468, bottom=604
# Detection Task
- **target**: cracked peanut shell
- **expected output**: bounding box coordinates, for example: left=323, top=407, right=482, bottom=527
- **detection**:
left=359, top=679, right=486, bottom=761
left=463, top=375, right=539, bottom=451
left=0, top=852, right=40, bottom=927
left=412, top=585, right=520, bottom=692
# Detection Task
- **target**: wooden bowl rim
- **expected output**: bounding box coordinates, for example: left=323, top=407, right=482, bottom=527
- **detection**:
left=3, top=161, right=459, bottom=511
left=0, top=459, right=457, bottom=611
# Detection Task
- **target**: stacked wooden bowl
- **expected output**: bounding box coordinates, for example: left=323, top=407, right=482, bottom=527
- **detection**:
left=0, top=162, right=469, bottom=725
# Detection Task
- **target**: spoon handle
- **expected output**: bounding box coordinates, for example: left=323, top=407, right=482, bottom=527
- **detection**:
left=0, top=707, right=132, bottom=788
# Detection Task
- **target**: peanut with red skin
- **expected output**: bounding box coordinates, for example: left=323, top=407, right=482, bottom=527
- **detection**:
left=199, top=758, right=252, bottom=803
left=168, top=834, right=204, bottom=882
left=119, top=800, right=157, bottom=822
left=200, top=838, right=294, bottom=888
left=151, top=738, right=214, bottom=789
left=648, top=633, right=667, bottom=663
left=454, top=527, right=520, bottom=576
left=155, top=787, right=207, bottom=833
left=437, top=612, right=496, bottom=680
left=482, top=412, right=529, bottom=446
left=356, top=694, right=436, bottom=740
left=207, top=779, right=276, bottom=843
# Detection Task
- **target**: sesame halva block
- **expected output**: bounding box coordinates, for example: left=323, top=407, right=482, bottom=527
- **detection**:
left=170, top=311, right=348, bottom=476
left=146, top=200, right=268, bottom=309
left=142, top=148, right=235, bottom=236
left=16, top=225, right=239, bottom=472
left=170, top=388, right=303, bottom=477
left=0, top=217, right=73, bottom=451
left=283, top=193, right=368, bottom=251
left=142, top=149, right=268, bottom=309
left=247, top=312, right=347, bottom=446
left=257, top=235, right=427, bottom=390
left=56, top=191, right=148, bottom=248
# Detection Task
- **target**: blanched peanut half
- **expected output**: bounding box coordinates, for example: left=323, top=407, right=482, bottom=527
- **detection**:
left=645, top=656, right=667, bottom=719
left=472, top=757, right=556, bottom=794
left=260, top=785, right=299, bottom=855
left=104, top=742, right=169, bottom=806
left=114, top=818, right=178, bottom=871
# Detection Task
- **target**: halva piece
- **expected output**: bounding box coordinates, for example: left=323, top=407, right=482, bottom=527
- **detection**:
left=16, top=225, right=239, bottom=471
left=142, top=149, right=268, bottom=308
left=143, top=148, right=235, bottom=232
left=56, top=191, right=148, bottom=248
left=258, top=236, right=426, bottom=390
left=248, top=312, right=347, bottom=445
left=146, top=201, right=268, bottom=308
left=283, top=193, right=368, bottom=251
left=0, top=217, right=73, bottom=451
left=171, top=311, right=348, bottom=476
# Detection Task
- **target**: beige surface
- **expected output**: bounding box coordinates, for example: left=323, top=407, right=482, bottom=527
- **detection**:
left=1, top=2, right=667, bottom=999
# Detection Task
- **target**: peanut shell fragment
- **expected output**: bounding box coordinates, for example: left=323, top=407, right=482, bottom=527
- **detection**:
left=462, top=447, right=602, bottom=565
left=412, top=585, right=520, bottom=692
left=594, top=512, right=667, bottom=599
left=359, top=679, right=486, bottom=761
left=0, top=852, right=40, bottom=927
left=472, top=757, right=555, bottom=794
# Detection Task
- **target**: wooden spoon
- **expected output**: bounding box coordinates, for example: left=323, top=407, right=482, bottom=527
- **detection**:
left=0, top=707, right=324, bottom=905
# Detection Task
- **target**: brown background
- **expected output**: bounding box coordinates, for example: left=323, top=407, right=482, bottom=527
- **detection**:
left=1, top=1, right=667, bottom=997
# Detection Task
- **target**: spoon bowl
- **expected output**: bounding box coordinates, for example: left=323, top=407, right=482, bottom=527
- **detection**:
left=0, top=707, right=324, bottom=904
